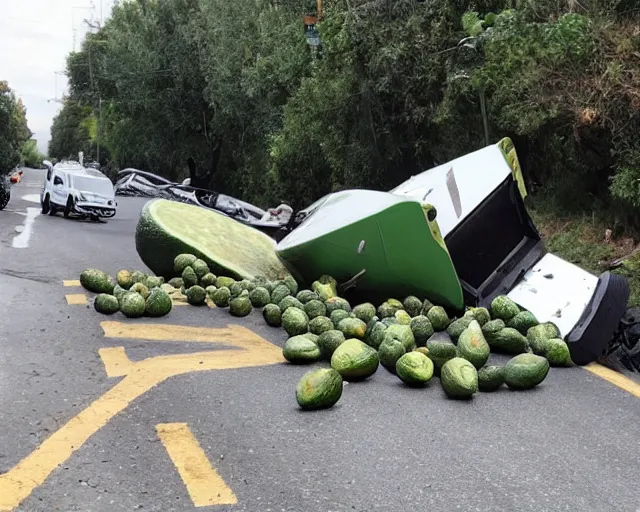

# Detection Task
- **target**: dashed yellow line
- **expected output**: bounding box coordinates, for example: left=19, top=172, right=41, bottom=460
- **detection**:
left=63, top=280, right=81, bottom=287
left=65, top=294, right=88, bottom=305
left=156, top=423, right=237, bottom=507
left=584, top=363, right=640, bottom=398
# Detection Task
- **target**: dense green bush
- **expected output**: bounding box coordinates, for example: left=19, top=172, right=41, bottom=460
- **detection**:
left=48, top=100, right=94, bottom=162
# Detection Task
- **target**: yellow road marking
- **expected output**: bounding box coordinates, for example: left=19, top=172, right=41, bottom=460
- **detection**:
left=98, top=347, right=135, bottom=377
left=100, top=321, right=270, bottom=350
left=156, top=423, right=237, bottom=507
left=63, top=280, right=81, bottom=287
left=65, top=293, right=87, bottom=305
left=584, top=363, right=640, bottom=398
left=0, top=325, right=283, bottom=511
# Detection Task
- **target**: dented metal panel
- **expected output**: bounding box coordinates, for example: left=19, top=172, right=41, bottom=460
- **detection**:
left=507, top=253, right=598, bottom=337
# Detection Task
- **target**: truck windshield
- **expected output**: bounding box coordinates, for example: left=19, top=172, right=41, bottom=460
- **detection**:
left=72, top=176, right=114, bottom=197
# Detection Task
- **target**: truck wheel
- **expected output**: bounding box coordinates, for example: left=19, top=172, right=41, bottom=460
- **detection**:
left=567, top=272, right=630, bottom=365
left=41, top=194, right=50, bottom=214
left=64, top=196, right=74, bottom=218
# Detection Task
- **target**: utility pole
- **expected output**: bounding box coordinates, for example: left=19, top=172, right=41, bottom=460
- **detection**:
left=479, top=89, right=490, bottom=147
left=97, top=97, right=102, bottom=164
left=72, top=5, right=92, bottom=52
left=86, top=38, right=109, bottom=165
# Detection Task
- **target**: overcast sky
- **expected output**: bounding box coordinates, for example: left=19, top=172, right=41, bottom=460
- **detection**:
left=0, top=1, right=112, bottom=154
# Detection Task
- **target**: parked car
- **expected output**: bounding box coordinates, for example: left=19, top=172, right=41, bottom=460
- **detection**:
left=41, top=160, right=117, bottom=221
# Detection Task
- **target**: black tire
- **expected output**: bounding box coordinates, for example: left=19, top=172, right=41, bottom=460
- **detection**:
left=0, top=188, right=10, bottom=211
left=41, top=194, right=50, bottom=214
left=566, top=272, right=630, bottom=365
left=64, top=196, right=74, bottom=218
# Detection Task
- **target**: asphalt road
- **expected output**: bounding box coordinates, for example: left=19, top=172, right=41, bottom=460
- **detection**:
left=0, top=168, right=639, bottom=512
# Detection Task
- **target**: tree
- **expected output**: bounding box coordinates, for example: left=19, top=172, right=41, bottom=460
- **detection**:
left=67, top=0, right=215, bottom=181
left=66, top=0, right=310, bottom=203
left=21, top=140, right=45, bottom=168
left=48, top=99, right=93, bottom=160
left=58, top=0, right=640, bottom=222
left=0, top=81, right=31, bottom=173
left=268, top=0, right=466, bottom=208
left=193, top=0, right=311, bottom=203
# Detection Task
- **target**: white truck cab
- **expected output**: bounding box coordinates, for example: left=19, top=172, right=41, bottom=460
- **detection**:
left=41, top=160, right=116, bottom=220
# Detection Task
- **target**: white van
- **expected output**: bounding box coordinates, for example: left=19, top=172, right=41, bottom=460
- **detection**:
left=41, top=160, right=116, bottom=220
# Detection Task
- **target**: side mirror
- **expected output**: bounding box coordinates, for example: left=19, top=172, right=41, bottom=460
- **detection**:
left=43, top=160, right=53, bottom=171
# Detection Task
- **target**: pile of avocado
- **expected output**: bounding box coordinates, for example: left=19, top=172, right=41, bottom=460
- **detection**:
left=81, top=268, right=174, bottom=318
left=81, top=254, right=573, bottom=410
left=272, top=278, right=570, bottom=409
left=81, top=253, right=253, bottom=319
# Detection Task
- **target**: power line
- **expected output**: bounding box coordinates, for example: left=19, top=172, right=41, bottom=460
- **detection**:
left=2, top=16, right=51, bottom=25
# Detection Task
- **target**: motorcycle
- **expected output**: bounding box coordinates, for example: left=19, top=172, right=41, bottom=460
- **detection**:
left=0, top=169, right=22, bottom=211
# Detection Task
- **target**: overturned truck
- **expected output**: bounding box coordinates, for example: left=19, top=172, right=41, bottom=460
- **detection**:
left=275, top=138, right=629, bottom=366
